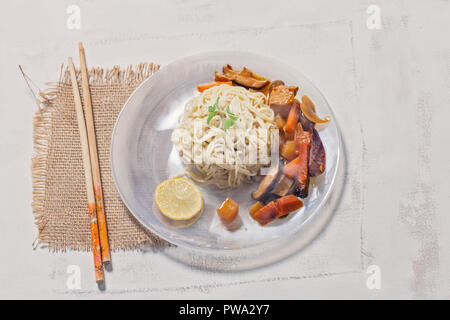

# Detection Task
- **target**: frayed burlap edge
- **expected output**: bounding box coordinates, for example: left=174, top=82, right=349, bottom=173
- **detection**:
left=59, top=62, right=160, bottom=86
left=31, top=62, right=173, bottom=251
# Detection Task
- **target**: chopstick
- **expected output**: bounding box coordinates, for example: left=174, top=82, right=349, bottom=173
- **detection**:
left=68, top=58, right=104, bottom=283
left=78, top=42, right=111, bottom=263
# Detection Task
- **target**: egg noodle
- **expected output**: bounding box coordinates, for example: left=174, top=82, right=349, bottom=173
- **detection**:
left=171, top=85, right=276, bottom=188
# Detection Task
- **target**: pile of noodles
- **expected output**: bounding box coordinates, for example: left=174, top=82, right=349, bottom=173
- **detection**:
left=171, top=85, right=276, bottom=188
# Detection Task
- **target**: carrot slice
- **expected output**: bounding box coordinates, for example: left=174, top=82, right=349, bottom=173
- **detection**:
left=284, top=101, right=300, bottom=139
left=217, top=197, right=239, bottom=224
left=249, top=201, right=263, bottom=218
left=276, top=195, right=303, bottom=217
left=283, top=156, right=301, bottom=179
left=294, top=122, right=304, bottom=144
left=252, top=201, right=280, bottom=226
left=197, top=81, right=232, bottom=92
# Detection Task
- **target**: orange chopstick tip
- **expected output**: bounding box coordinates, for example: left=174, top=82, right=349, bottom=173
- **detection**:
left=78, top=44, right=111, bottom=265
left=95, top=268, right=104, bottom=283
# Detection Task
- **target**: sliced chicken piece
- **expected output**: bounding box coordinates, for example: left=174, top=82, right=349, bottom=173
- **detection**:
left=269, top=85, right=299, bottom=118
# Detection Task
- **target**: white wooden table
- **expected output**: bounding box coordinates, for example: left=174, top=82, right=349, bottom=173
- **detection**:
left=0, top=0, right=449, bottom=299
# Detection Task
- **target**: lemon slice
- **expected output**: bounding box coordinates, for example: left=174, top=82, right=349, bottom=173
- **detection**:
left=154, top=178, right=203, bottom=221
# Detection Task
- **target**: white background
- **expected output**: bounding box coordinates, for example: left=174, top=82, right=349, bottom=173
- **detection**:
left=0, top=0, right=449, bottom=299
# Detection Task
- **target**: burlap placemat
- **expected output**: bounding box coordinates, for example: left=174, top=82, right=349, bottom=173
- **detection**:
left=32, top=62, right=168, bottom=251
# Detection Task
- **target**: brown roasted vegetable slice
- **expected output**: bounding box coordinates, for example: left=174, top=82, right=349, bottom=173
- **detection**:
left=271, top=174, right=295, bottom=197
left=250, top=82, right=272, bottom=96
left=214, top=71, right=233, bottom=82
left=300, top=95, right=330, bottom=125
left=251, top=163, right=280, bottom=201
left=247, top=68, right=270, bottom=82
left=298, top=106, right=314, bottom=132
left=249, top=72, right=275, bottom=96
left=217, top=65, right=270, bottom=89
left=234, top=73, right=269, bottom=89
left=294, top=129, right=312, bottom=198
left=309, top=127, right=326, bottom=177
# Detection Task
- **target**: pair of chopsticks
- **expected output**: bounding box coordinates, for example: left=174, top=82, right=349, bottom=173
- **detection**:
left=68, top=43, right=110, bottom=283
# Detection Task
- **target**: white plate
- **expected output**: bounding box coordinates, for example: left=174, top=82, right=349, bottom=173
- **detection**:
left=111, top=51, right=342, bottom=264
